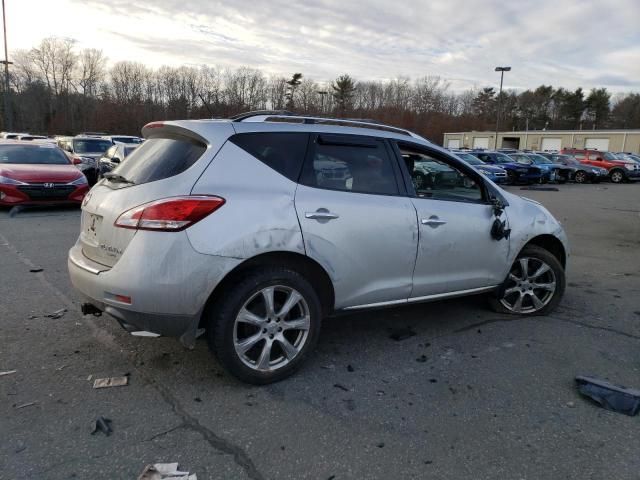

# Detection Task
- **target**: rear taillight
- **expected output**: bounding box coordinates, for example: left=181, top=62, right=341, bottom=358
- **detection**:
left=114, top=196, right=225, bottom=231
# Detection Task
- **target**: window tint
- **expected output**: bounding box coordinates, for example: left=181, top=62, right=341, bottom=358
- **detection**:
left=112, top=137, right=206, bottom=185
left=73, top=139, right=113, bottom=154
left=230, top=132, right=308, bottom=181
left=401, top=149, right=483, bottom=203
left=302, top=136, right=398, bottom=195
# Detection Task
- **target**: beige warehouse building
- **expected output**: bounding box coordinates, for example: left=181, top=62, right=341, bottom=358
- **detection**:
left=442, top=130, right=640, bottom=154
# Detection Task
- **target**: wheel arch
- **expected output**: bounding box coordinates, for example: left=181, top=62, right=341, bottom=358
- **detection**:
left=200, top=251, right=335, bottom=328
left=522, top=234, right=566, bottom=268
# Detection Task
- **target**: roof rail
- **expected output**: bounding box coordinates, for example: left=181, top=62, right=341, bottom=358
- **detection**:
left=234, top=112, right=418, bottom=138
left=231, top=110, right=294, bottom=121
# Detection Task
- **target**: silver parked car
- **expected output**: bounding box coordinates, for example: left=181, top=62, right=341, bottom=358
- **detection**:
left=69, top=112, right=569, bottom=384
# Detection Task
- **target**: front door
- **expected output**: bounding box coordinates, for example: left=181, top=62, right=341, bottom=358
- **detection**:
left=394, top=142, right=510, bottom=298
left=295, top=134, right=418, bottom=309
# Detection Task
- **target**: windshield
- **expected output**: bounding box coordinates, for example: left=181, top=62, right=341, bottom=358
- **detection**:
left=455, top=152, right=482, bottom=165
left=554, top=155, right=579, bottom=165
left=528, top=154, right=552, bottom=164
left=509, top=154, right=531, bottom=165
left=112, top=136, right=142, bottom=144
left=73, top=139, right=113, bottom=154
left=0, top=145, right=70, bottom=164
left=491, top=153, right=513, bottom=164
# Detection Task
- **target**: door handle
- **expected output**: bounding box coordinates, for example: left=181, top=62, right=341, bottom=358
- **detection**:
left=305, top=210, right=339, bottom=220
left=421, top=216, right=446, bottom=227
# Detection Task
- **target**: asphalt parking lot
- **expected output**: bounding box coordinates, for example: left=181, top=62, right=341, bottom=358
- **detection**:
left=1, top=183, right=639, bottom=480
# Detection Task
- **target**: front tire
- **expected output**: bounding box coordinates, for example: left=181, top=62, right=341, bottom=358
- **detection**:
left=489, top=245, right=565, bottom=316
left=610, top=169, right=625, bottom=184
left=207, top=267, right=322, bottom=384
left=574, top=171, right=587, bottom=184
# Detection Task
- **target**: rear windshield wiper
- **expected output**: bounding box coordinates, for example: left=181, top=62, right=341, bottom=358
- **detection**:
left=103, top=173, right=135, bottom=185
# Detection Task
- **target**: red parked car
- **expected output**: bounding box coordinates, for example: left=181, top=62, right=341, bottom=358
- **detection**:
left=561, top=148, right=640, bottom=183
left=0, top=141, right=89, bottom=206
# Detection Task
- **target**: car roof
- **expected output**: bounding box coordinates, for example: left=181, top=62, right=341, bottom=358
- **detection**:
left=143, top=117, right=434, bottom=149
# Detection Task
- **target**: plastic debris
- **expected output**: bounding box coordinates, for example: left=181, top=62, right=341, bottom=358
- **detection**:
left=389, top=327, right=416, bottom=341
left=575, top=375, right=640, bottom=416
left=14, top=402, right=37, bottom=409
left=347, top=365, right=355, bottom=372
left=0, top=370, right=17, bottom=377
left=333, top=383, right=350, bottom=392
left=137, top=463, right=197, bottom=480
left=91, top=416, right=113, bottom=436
left=29, top=268, right=43, bottom=273
left=93, top=376, right=129, bottom=389
left=45, top=308, right=67, bottom=319
left=416, top=355, right=427, bottom=363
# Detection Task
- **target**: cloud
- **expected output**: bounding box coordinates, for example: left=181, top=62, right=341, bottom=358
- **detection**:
left=34, top=0, right=639, bottom=91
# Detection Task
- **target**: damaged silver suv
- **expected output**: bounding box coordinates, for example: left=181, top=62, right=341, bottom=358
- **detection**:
left=69, top=112, right=568, bottom=384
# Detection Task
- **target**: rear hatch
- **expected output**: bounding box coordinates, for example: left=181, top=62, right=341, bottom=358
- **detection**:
left=79, top=123, right=230, bottom=267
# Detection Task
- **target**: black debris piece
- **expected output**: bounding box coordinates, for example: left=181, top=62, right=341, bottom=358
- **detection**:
left=389, top=327, right=416, bottom=341
left=29, top=268, right=43, bottom=273
left=347, top=365, right=355, bottom=373
left=416, top=355, right=427, bottom=363
left=575, top=375, right=640, bottom=416
left=194, top=397, right=202, bottom=403
left=376, top=442, right=385, bottom=448
left=520, top=186, right=559, bottom=191
left=91, top=416, right=113, bottom=436
left=333, top=383, right=350, bottom=392
left=429, top=378, right=438, bottom=383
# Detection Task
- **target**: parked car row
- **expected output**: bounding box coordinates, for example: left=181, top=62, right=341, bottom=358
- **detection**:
left=449, top=147, right=639, bottom=184
left=0, top=132, right=140, bottom=207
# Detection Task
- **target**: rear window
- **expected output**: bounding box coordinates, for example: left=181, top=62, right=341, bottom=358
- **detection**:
left=0, top=145, right=70, bottom=164
left=230, top=132, right=309, bottom=181
left=111, top=137, right=206, bottom=184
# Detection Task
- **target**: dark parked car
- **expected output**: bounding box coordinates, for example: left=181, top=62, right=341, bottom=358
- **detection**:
left=508, top=152, right=573, bottom=183
left=538, top=153, right=607, bottom=183
left=452, top=150, right=508, bottom=184
left=98, top=143, right=139, bottom=178
left=469, top=151, right=545, bottom=184
left=59, top=137, right=114, bottom=186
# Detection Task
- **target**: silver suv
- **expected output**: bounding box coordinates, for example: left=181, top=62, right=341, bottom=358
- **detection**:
left=69, top=112, right=569, bottom=384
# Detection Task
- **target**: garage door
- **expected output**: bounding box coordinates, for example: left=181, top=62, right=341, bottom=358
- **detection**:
left=541, top=138, right=562, bottom=152
left=472, top=137, right=489, bottom=149
left=585, top=138, right=609, bottom=151
left=447, top=139, right=460, bottom=149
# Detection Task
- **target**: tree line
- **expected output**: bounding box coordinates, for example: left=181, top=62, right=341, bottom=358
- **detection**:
left=4, top=37, right=640, bottom=144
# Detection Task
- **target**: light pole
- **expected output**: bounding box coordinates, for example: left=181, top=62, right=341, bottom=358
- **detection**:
left=317, top=90, right=328, bottom=115
left=494, top=66, right=511, bottom=149
left=1, top=0, right=10, bottom=131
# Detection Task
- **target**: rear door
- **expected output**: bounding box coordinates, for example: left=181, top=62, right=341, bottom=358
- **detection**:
left=393, top=142, right=510, bottom=298
left=294, top=134, right=418, bottom=309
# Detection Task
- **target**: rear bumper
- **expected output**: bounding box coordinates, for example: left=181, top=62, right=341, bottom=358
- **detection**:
left=68, top=232, right=242, bottom=346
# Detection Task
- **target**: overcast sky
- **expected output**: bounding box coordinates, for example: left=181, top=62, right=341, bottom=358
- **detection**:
left=7, top=0, right=640, bottom=92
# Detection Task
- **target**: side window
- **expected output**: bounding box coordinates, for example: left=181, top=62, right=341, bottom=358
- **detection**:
left=478, top=153, right=491, bottom=162
left=230, top=132, right=309, bottom=182
left=401, top=149, right=483, bottom=203
left=301, top=135, right=398, bottom=195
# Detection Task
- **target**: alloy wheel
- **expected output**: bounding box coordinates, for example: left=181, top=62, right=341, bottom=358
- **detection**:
left=499, top=257, right=557, bottom=314
left=610, top=171, right=624, bottom=183
left=574, top=171, right=586, bottom=183
left=234, top=285, right=310, bottom=372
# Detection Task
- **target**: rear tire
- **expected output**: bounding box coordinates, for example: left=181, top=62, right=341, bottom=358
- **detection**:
left=489, top=245, right=565, bottom=316
left=207, top=267, right=322, bottom=384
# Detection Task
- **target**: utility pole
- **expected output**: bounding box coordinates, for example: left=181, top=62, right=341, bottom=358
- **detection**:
left=317, top=90, right=328, bottom=115
left=494, top=66, right=511, bottom=149
left=1, top=0, right=10, bottom=131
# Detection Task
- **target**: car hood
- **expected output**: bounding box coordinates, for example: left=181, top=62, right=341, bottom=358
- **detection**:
left=474, top=165, right=505, bottom=173
left=0, top=163, right=83, bottom=183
